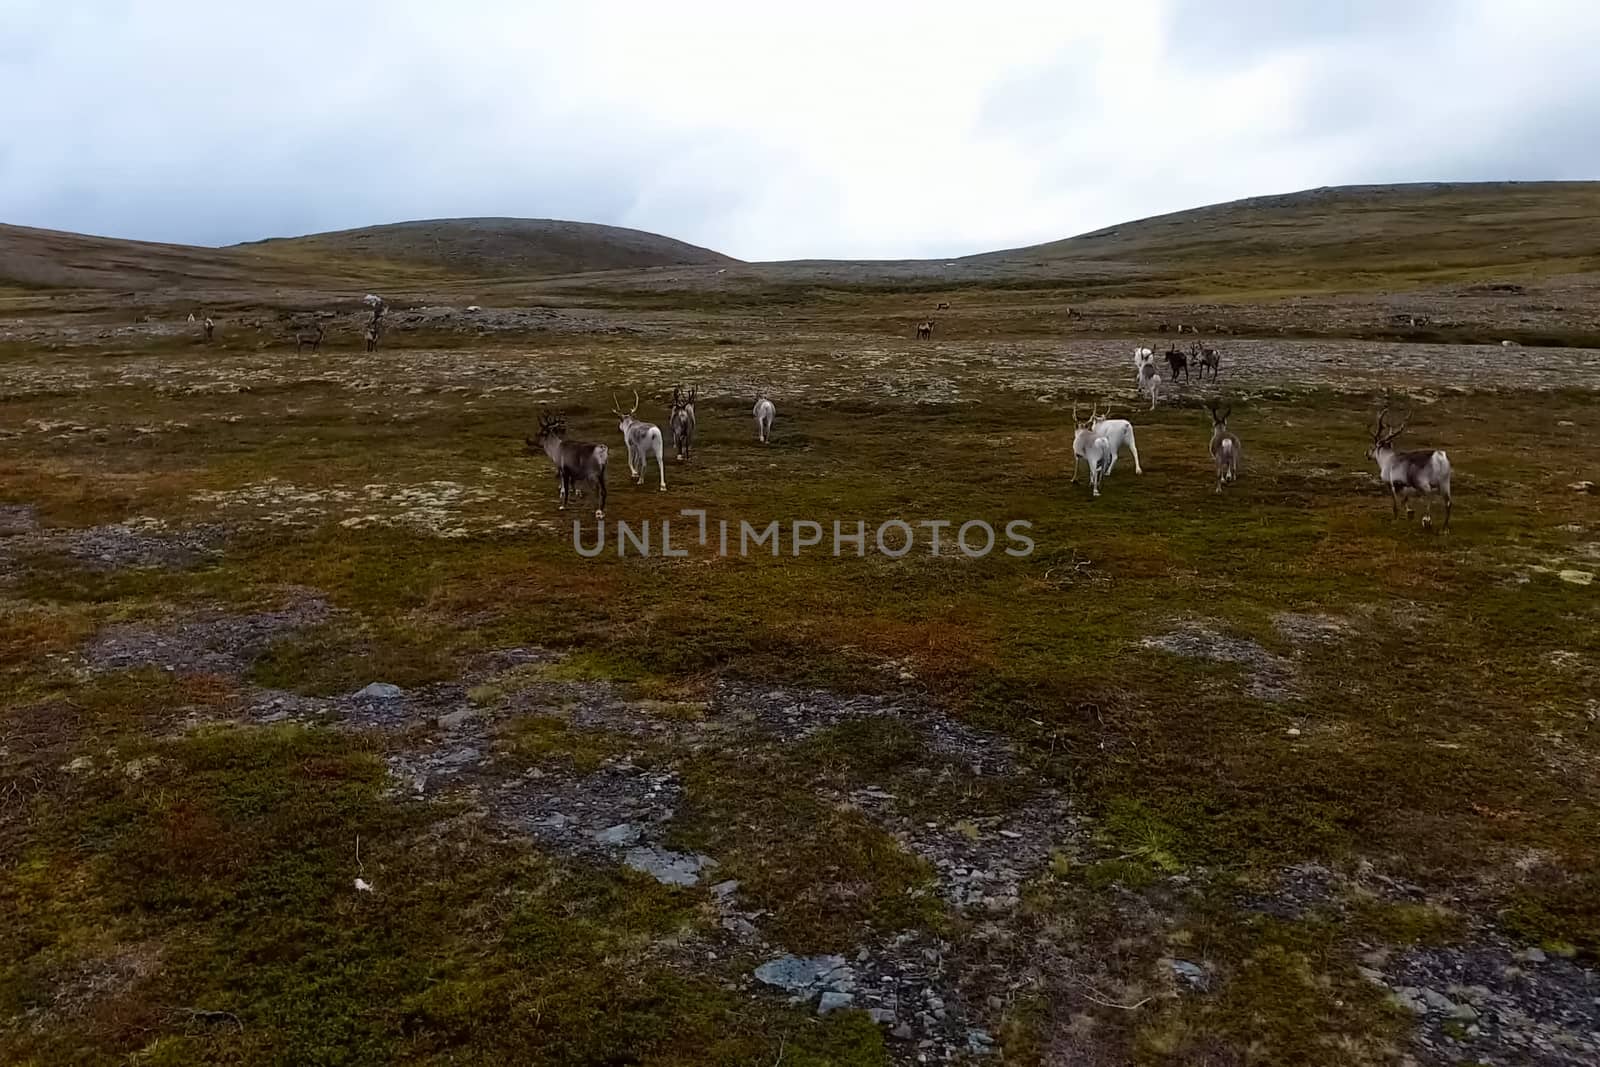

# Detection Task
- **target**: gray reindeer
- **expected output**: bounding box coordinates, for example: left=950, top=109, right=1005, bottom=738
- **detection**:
left=669, top=385, right=697, bottom=461
left=613, top=390, right=666, bottom=490
left=1191, top=341, right=1221, bottom=381
left=1369, top=403, right=1453, bottom=531
left=1205, top=399, right=1240, bottom=493
left=526, top=411, right=608, bottom=518
left=203, top=316, right=214, bottom=342
left=295, top=322, right=324, bottom=354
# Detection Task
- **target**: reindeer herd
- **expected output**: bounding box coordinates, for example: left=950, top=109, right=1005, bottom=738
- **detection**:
left=524, top=360, right=1452, bottom=532
left=526, top=386, right=780, bottom=519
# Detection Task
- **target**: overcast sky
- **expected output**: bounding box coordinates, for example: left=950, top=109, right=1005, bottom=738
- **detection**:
left=3, top=0, right=1597, bottom=260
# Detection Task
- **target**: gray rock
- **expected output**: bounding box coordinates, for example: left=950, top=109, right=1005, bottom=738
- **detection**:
left=754, top=954, right=849, bottom=993
left=594, top=823, right=641, bottom=846
left=710, top=879, right=740, bottom=899
left=1357, top=966, right=1388, bottom=987
left=868, top=1007, right=896, bottom=1025
left=1388, top=988, right=1427, bottom=1015
left=355, top=682, right=405, bottom=700
left=1170, top=959, right=1209, bottom=989
left=437, top=708, right=476, bottom=730
left=968, top=1029, right=996, bottom=1053
left=624, top=846, right=712, bottom=887
left=817, top=991, right=854, bottom=1015
left=891, top=1023, right=914, bottom=1041
left=1516, top=947, right=1548, bottom=964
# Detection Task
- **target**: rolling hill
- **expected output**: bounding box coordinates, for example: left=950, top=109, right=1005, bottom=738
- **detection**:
left=232, top=218, right=737, bottom=278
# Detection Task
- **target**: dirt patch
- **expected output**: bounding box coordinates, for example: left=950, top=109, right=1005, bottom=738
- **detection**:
left=82, top=593, right=332, bottom=675
left=1141, top=619, right=1297, bottom=701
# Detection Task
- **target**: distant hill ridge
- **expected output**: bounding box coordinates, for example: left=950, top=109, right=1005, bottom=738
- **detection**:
left=3, top=181, right=1598, bottom=292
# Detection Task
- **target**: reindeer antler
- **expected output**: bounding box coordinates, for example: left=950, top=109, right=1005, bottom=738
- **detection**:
left=631, top=389, right=640, bottom=415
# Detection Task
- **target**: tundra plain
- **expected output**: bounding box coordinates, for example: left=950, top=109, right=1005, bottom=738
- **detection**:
left=2, top=184, right=1599, bottom=1065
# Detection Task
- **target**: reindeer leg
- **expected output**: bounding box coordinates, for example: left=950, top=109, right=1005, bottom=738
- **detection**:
left=595, top=468, right=606, bottom=519
left=655, top=436, right=666, bottom=490
left=1129, top=434, right=1142, bottom=475
left=1070, top=454, right=1080, bottom=484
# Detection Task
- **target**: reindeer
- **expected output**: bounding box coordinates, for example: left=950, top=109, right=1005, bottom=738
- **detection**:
left=202, top=317, right=214, bottom=342
left=526, top=411, right=607, bottom=518
left=936, top=301, right=950, bottom=311
left=1070, top=401, right=1111, bottom=498
left=1205, top=399, right=1240, bottom=493
left=1091, top=403, right=1142, bottom=476
left=365, top=322, right=380, bottom=352
left=753, top=392, right=776, bottom=444
left=1192, top=341, right=1221, bottom=381
left=1134, top=350, right=1162, bottom=410
left=916, top=320, right=935, bottom=340
left=669, top=385, right=697, bottom=461
left=186, top=312, right=196, bottom=324
left=1163, top=344, right=1190, bottom=383
left=613, top=390, right=666, bottom=491
left=295, top=322, right=324, bottom=354
left=1369, top=404, right=1452, bottom=531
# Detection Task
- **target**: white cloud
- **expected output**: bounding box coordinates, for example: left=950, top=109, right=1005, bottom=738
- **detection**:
left=0, top=0, right=1595, bottom=259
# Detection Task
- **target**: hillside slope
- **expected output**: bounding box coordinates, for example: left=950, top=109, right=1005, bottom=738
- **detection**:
left=965, top=181, right=1600, bottom=281
left=233, top=218, right=738, bottom=278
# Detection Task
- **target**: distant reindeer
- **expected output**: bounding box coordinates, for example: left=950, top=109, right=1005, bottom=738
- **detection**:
left=613, top=390, right=666, bottom=490
left=1070, top=401, right=1110, bottom=498
left=1163, top=344, right=1190, bottom=383
left=1134, top=350, right=1162, bottom=410
left=202, top=317, right=214, bottom=342
left=936, top=301, right=950, bottom=311
left=1191, top=341, right=1221, bottom=381
left=1065, top=306, right=1083, bottom=320
left=669, top=384, right=697, bottom=460
left=1369, top=404, right=1452, bottom=531
left=365, top=322, right=380, bottom=352
left=186, top=312, right=196, bottom=324
left=1157, top=322, right=1172, bottom=333
left=295, top=322, right=324, bottom=354
left=526, top=411, right=608, bottom=518
left=753, top=392, right=776, bottom=444
left=916, top=320, right=935, bottom=340
left=1205, top=399, right=1240, bottom=493
left=1091, top=403, right=1142, bottom=476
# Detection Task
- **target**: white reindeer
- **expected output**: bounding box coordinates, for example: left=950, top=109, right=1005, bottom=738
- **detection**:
left=754, top=392, right=776, bottom=444
left=613, top=390, right=666, bottom=491
left=1091, top=404, right=1142, bottom=475
left=1369, top=404, right=1452, bottom=531
left=1070, top=401, right=1111, bottom=498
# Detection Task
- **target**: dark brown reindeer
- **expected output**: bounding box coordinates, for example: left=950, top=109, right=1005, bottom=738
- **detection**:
left=669, top=385, right=697, bottom=461
left=526, top=411, right=608, bottom=518
left=295, top=322, right=324, bottom=354
left=1368, top=404, right=1453, bottom=531
left=936, top=301, right=950, bottom=311
left=365, top=322, right=380, bottom=352
left=202, top=316, right=214, bottom=342
left=1191, top=341, right=1221, bottom=381
left=1163, top=344, right=1190, bottom=383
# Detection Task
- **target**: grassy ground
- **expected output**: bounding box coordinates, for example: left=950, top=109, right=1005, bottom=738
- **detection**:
left=2, top=316, right=1598, bottom=1064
